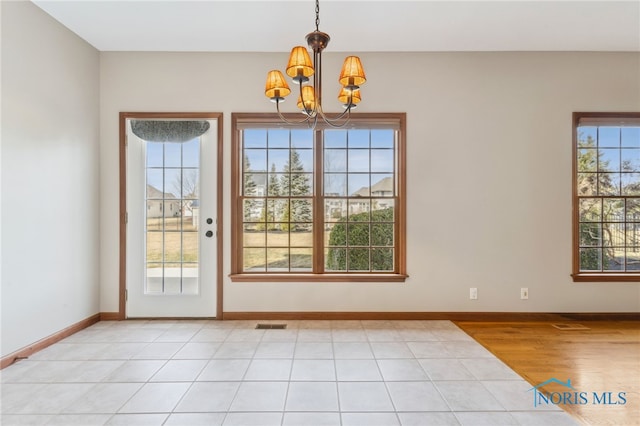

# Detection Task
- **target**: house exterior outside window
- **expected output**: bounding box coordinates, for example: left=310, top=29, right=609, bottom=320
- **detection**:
left=231, top=113, right=407, bottom=282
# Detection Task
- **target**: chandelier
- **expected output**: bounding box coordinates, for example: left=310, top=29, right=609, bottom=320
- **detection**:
left=264, top=0, right=366, bottom=128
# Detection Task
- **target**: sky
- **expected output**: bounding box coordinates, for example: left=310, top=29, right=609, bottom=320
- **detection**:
left=142, top=128, right=399, bottom=198
left=243, top=128, right=396, bottom=196
left=145, top=138, right=200, bottom=198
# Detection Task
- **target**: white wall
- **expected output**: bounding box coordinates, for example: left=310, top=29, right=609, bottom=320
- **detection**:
left=99, top=51, right=640, bottom=315
left=1, top=1, right=100, bottom=357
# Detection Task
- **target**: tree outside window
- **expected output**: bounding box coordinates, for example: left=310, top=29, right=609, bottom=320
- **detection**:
left=231, top=113, right=407, bottom=282
left=573, top=112, right=640, bottom=281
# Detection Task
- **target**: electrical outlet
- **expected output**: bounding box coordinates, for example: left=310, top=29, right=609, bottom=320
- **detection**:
left=521, top=287, right=529, bottom=299
left=470, top=287, right=478, bottom=300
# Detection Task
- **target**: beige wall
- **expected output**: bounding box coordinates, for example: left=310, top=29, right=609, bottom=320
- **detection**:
left=1, top=2, right=635, bottom=359
left=1, top=2, right=100, bottom=356
left=100, top=51, right=640, bottom=314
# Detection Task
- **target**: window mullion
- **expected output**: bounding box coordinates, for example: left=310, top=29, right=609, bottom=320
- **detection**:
left=313, top=128, right=325, bottom=273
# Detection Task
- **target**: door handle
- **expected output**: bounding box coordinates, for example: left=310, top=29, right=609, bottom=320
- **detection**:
left=205, top=230, right=214, bottom=238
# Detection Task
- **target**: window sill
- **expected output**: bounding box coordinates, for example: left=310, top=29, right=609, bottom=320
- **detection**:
left=229, top=273, right=409, bottom=283
left=572, top=273, right=640, bottom=282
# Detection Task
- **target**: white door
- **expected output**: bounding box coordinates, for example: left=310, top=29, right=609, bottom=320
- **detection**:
left=126, top=118, right=217, bottom=317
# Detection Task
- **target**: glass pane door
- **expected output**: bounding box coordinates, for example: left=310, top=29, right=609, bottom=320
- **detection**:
left=145, top=138, right=200, bottom=295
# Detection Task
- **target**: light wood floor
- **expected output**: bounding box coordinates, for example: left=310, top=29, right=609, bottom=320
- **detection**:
left=455, top=321, right=640, bottom=426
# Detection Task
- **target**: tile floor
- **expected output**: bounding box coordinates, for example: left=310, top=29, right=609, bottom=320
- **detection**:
left=0, top=320, right=579, bottom=426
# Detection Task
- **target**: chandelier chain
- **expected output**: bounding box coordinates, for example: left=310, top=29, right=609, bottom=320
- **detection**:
left=315, top=0, right=320, bottom=31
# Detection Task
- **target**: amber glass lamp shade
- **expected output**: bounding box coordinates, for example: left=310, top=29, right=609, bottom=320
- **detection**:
left=339, top=56, right=366, bottom=89
left=286, top=47, right=315, bottom=83
left=338, top=87, right=361, bottom=106
left=297, top=86, right=316, bottom=112
left=265, top=70, right=291, bottom=101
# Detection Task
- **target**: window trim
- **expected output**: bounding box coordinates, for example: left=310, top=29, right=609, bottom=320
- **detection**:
left=230, top=113, right=407, bottom=282
left=572, top=112, right=640, bottom=282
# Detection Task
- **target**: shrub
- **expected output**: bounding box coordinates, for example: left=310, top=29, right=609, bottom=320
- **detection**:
left=326, top=207, right=394, bottom=271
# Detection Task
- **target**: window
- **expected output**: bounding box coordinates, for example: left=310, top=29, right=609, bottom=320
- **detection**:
left=573, top=112, right=640, bottom=281
left=231, top=113, right=407, bottom=282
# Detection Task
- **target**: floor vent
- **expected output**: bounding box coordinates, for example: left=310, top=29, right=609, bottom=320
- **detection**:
left=256, top=323, right=287, bottom=329
left=552, top=323, right=590, bottom=330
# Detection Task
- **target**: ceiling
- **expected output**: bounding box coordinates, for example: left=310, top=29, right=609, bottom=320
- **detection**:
left=32, top=1, right=640, bottom=52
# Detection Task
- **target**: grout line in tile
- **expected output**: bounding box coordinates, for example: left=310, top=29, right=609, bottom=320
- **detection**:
left=0, top=320, right=582, bottom=426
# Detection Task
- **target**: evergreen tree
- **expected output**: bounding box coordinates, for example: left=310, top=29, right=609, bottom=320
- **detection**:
left=258, top=163, right=282, bottom=231
left=268, top=163, right=281, bottom=196
left=243, top=154, right=257, bottom=196
left=243, top=154, right=258, bottom=222
left=280, top=149, right=312, bottom=231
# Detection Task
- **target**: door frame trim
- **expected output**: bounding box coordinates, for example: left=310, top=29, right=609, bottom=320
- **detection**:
left=119, top=112, right=224, bottom=320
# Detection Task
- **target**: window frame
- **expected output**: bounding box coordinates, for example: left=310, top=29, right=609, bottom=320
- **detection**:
left=572, top=112, right=640, bottom=282
left=230, top=113, right=407, bottom=282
